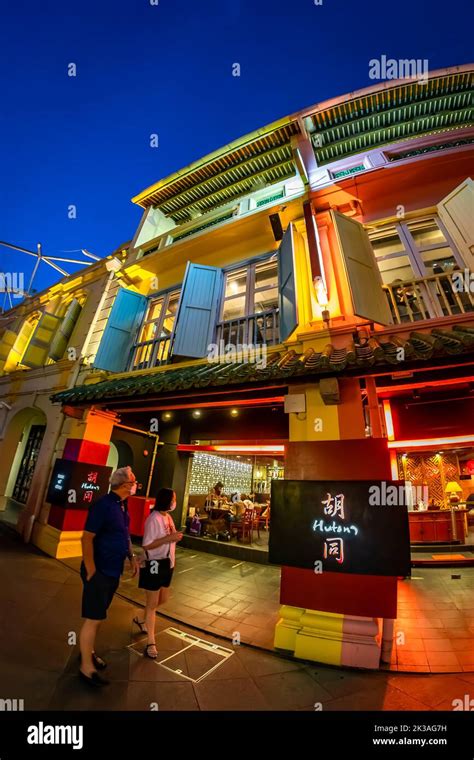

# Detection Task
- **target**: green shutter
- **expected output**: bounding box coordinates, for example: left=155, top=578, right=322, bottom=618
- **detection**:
left=48, top=299, right=82, bottom=361
left=21, top=312, right=62, bottom=368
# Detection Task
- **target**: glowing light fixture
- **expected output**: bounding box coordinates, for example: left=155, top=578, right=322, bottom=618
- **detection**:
left=388, top=435, right=474, bottom=450
left=382, top=400, right=395, bottom=441
left=192, top=410, right=202, bottom=418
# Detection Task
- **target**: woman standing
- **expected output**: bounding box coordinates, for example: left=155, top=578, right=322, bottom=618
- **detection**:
left=133, top=488, right=183, bottom=658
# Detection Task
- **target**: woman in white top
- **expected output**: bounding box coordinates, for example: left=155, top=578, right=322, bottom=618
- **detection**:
left=133, top=488, right=183, bottom=658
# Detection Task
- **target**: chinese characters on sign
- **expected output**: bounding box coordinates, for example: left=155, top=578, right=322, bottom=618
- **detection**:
left=316, top=492, right=359, bottom=566
left=46, top=460, right=112, bottom=507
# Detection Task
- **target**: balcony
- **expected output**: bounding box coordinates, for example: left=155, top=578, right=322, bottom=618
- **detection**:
left=129, top=335, right=172, bottom=370
left=383, top=272, right=474, bottom=324
left=216, top=308, right=280, bottom=347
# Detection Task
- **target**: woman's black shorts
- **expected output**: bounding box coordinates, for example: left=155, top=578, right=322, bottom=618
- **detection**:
left=138, top=560, right=174, bottom=591
left=80, top=562, right=119, bottom=620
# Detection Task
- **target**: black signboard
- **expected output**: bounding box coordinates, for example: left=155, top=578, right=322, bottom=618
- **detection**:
left=269, top=480, right=411, bottom=576
left=46, top=459, right=112, bottom=507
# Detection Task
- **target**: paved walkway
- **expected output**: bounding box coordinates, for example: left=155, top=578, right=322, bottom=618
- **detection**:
left=61, top=544, right=474, bottom=674
left=2, top=528, right=474, bottom=711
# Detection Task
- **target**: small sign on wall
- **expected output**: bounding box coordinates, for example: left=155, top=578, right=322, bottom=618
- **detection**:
left=46, top=459, right=112, bottom=507
left=284, top=393, right=306, bottom=414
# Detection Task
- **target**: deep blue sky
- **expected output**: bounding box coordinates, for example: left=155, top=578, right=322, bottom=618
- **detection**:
left=0, top=0, right=472, bottom=295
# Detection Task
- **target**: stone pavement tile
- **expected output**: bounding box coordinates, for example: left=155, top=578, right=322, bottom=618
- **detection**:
left=249, top=632, right=275, bottom=650
left=0, top=600, right=46, bottom=635
left=202, top=652, right=250, bottom=681
left=423, top=639, right=454, bottom=652
left=456, top=673, right=474, bottom=686
left=450, top=639, right=474, bottom=651
left=253, top=670, right=333, bottom=710
left=324, top=685, right=430, bottom=712
left=416, top=628, right=451, bottom=639
left=187, top=610, right=220, bottom=627
left=429, top=666, right=464, bottom=673
left=307, top=667, right=385, bottom=699
left=48, top=674, right=130, bottom=710
left=448, top=629, right=474, bottom=639
left=195, top=592, right=225, bottom=605
left=172, top=594, right=210, bottom=612
left=202, top=603, right=232, bottom=616
left=208, top=617, right=241, bottom=635
left=426, top=652, right=462, bottom=669
left=194, top=676, right=270, bottom=711
left=455, top=651, right=474, bottom=666
left=398, top=639, right=426, bottom=652
left=396, top=651, right=430, bottom=668
left=126, top=680, right=199, bottom=711
left=223, top=622, right=261, bottom=642
left=31, top=564, right=72, bottom=584
left=129, top=654, right=190, bottom=683
left=235, top=646, right=302, bottom=678
left=0, top=632, right=72, bottom=673
left=242, top=613, right=278, bottom=628
left=386, top=674, right=470, bottom=707
left=0, top=660, right=59, bottom=710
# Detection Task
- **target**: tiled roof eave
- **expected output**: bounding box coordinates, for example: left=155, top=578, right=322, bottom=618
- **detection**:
left=50, top=324, right=474, bottom=406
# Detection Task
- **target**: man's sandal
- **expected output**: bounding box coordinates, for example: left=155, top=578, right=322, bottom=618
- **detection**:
left=78, top=652, right=107, bottom=670
left=144, top=643, right=157, bottom=659
left=79, top=670, right=110, bottom=687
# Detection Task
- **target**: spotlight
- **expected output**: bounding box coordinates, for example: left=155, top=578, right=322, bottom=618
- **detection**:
left=230, top=409, right=239, bottom=417
left=163, top=412, right=172, bottom=421
left=192, top=410, right=202, bottom=418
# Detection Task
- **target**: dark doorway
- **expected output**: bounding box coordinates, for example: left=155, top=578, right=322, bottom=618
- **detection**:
left=12, top=424, right=46, bottom=503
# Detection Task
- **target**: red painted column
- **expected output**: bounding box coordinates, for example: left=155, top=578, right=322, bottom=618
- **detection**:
left=47, top=409, right=117, bottom=532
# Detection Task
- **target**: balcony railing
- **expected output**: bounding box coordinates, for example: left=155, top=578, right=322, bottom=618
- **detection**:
left=216, top=308, right=280, bottom=347
left=383, top=272, right=474, bottom=324
left=129, top=335, right=172, bottom=370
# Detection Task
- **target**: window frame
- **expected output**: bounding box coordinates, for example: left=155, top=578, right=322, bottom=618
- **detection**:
left=131, top=286, right=181, bottom=369
left=219, top=253, right=279, bottom=322
left=368, top=213, right=465, bottom=281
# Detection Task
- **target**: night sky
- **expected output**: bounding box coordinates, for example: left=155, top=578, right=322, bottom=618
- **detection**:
left=0, top=0, right=472, bottom=295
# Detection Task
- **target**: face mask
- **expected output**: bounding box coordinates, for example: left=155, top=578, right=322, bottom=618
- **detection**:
left=129, top=483, right=137, bottom=496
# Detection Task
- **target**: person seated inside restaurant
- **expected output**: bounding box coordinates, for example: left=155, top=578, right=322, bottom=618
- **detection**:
left=204, top=481, right=225, bottom=510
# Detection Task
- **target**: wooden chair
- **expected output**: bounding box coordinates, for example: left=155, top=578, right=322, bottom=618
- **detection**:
left=232, top=508, right=255, bottom=543
left=252, top=506, right=264, bottom=539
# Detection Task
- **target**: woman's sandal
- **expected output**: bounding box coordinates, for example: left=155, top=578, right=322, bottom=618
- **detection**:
left=144, top=643, right=157, bottom=659
left=133, top=616, right=148, bottom=634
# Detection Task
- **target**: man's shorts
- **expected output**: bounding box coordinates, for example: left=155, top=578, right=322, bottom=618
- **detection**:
left=80, top=562, right=119, bottom=620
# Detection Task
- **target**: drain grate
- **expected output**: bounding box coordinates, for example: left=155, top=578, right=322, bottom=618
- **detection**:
left=128, top=627, right=235, bottom=683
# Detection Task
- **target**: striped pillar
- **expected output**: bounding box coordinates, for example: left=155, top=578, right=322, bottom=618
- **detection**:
left=275, top=378, right=396, bottom=669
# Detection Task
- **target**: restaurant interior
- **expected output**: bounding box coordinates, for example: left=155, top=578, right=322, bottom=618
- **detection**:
left=182, top=449, right=285, bottom=553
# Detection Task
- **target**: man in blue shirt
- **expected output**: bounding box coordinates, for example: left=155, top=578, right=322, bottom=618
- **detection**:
left=79, top=466, right=139, bottom=686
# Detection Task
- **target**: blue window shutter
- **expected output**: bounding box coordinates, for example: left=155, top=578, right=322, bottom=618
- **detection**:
left=172, top=263, right=223, bottom=358
left=94, top=288, right=148, bottom=372
left=278, top=224, right=298, bottom=341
